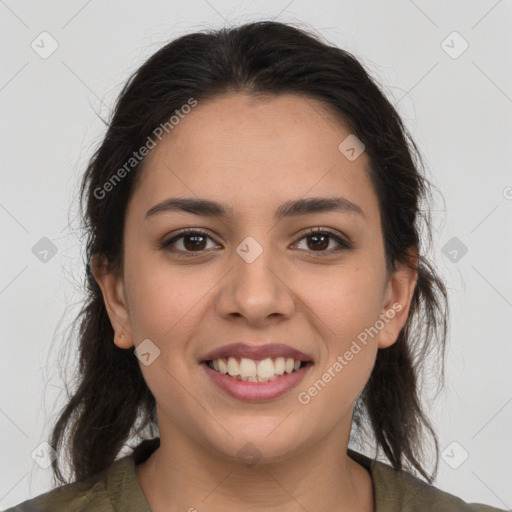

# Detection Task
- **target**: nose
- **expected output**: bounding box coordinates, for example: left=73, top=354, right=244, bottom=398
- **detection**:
left=215, top=241, right=295, bottom=326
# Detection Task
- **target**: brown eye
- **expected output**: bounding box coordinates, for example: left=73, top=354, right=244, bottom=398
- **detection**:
left=161, top=227, right=351, bottom=257
left=182, top=233, right=207, bottom=251
left=295, top=228, right=351, bottom=254
left=161, top=229, right=220, bottom=254
left=306, top=232, right=329, bottom=251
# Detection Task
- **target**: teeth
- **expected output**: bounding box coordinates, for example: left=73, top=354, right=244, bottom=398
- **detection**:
left=274, top=357, right=285, bottom=375
left=208, top=356, right=306, bottom=381
left=257, top=358, right=275, bottom=378
left=218, top=359, right=228, bottom=375
left=227, top=357, right=240, bottom=376
left=239, top=358, right=257, bottom=377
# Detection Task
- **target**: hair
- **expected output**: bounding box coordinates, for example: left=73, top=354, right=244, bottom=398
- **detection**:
left=50, top=20, right=448, bottom=485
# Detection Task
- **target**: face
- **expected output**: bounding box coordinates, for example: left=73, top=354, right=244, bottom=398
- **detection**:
left=93, top=92, right=416, bottom=464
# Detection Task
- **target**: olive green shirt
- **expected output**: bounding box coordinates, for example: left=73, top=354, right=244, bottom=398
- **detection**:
left=6, top=438, right=506, bottom=511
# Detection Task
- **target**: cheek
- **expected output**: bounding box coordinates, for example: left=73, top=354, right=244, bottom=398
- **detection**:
left=303, top=261, right=386, bottom=338
left=124, top=254, right=211, bottom=340
left=295, top=266, right=382, bottom=417
left=297, top=262, right=383, bottom=397
left=296, top=345, right=376, bottom=439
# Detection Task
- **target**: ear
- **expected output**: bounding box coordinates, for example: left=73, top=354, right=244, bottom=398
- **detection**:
left=378, top=246, right=418, bottom=349
left=90, top=254, right=134, bottom=349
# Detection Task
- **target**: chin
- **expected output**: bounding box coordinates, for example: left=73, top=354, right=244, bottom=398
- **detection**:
left=203, top=424, right=311, bottom=467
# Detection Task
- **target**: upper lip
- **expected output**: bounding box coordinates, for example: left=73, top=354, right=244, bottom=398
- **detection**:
left=201, top=343, right=313, bottom=363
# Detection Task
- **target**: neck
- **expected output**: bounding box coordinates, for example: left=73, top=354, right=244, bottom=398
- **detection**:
left=136, top=418, right=374, bottom=512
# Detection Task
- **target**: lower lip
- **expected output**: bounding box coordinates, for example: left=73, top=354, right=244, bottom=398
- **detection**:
left=201, top=363, right=312, bottom=401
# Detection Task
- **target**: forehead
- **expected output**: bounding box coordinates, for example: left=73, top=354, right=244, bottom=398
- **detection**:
left=129, top=92, right=379, bottom=224
left=149, top=92, right=354, bottom=167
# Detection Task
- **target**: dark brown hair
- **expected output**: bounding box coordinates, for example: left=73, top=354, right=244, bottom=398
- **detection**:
left=50, top=20, right=448, bottom=485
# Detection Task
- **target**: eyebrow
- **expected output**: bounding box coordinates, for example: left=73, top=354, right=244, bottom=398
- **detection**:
left=145, top=196, right=365, bottom=221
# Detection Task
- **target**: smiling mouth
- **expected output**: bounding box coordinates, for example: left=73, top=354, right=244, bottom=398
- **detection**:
left=203, top=356, right=313, bottom=383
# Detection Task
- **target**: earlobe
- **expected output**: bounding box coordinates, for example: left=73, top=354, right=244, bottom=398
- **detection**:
left=90, top=254, right=134, bottom=349
left=378, top=247, right=418, bottom=349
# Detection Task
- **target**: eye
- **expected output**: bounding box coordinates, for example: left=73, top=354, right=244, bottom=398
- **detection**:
left=293, top=228, right=352, bottom=255
left=160, top=227, right=352, bottom=256
left=160, top=229, right=220, bottom=254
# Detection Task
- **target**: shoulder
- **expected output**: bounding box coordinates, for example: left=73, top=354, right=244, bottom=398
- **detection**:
left=4, top=470, right=114, bottom=511
left=3, top=459, right=127, bottom=512
left=4, top=453, right=144, bottom=512
left=5, top=438, right=158, bottom=512
left=348, top=449, right=508, bottom=512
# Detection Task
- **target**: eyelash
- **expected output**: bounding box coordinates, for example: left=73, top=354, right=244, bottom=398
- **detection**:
left=160, top=227, right=352, bottom=257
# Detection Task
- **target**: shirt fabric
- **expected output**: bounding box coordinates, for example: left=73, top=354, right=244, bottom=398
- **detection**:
left=6, top=437, right=506, bottom=511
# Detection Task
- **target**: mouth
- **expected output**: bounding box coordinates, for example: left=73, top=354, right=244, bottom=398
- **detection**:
left=199, top=342, right=314, bottom=400
left=202, top=356, right=313, bottom=383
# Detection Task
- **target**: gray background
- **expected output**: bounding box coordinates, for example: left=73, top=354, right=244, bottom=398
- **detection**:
left=1, top=0, right=511, bottom=509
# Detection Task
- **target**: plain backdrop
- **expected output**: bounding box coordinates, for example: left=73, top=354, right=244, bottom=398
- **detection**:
left=1, top=0, right=511, bottom=510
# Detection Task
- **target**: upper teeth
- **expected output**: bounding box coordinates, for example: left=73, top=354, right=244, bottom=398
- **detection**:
left=209, top=357, right=302, bottom=382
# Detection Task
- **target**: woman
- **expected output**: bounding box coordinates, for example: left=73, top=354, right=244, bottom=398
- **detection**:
left=7, top=20, right=505, bottom=512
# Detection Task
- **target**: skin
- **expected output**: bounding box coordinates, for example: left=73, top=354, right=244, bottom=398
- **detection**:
left=92, top=92, right=417, bottom=512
